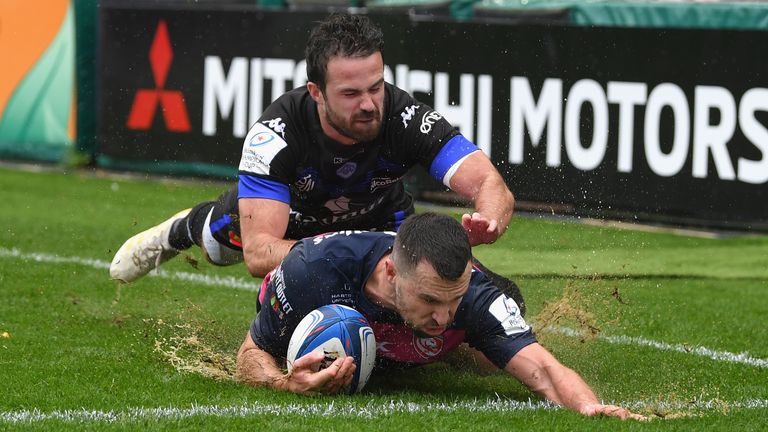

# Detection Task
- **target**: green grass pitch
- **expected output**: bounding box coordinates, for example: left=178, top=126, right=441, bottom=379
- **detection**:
left=1, top=166, right=766, bottom=430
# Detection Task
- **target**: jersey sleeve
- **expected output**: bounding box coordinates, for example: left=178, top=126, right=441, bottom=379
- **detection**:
left=238, top=175, right=290, bottom=202
left=237, top=93, right=302, bottom=203
left=387, top=85, right=480, bottom=188
left=462, top=271, right=537, bottom=369
left=428, top=135, right=480, bottom=188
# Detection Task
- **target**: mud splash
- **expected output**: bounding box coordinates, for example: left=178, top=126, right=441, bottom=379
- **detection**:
left=532, top=276, right=627, bottom=342
left=144, top=303, right=238, bottom=381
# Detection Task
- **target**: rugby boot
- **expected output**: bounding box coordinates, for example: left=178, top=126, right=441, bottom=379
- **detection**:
left=110, top=208, right=191, bottom=283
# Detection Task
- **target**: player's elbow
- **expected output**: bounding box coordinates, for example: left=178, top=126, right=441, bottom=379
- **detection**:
left=497, top=179, right=515, bottom=212
left=244, top=255, right=271, bottom=278
left=236, top=338, right=264, bottom=386
left=521, top=365, right=555, bottom=396
left=242, top=243, right=276, bottom=278
left=242, top=233, right=286, bottom=277
left=235, top=339, right=253, bottom=382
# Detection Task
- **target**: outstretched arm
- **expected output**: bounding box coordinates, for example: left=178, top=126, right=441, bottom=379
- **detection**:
left=505, top=343, right=647, bottom=420
left=239, top=198, right=296, bottom=277
left=236, top=332, right=355, bottom=395
left=448, top=152, right=514, bottom=246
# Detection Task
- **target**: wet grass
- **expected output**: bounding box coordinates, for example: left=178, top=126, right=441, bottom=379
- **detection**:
left=1, top=166, right=766, bottom=430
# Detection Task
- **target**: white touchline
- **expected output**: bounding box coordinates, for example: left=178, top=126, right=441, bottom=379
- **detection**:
left=1, top=247, right=766, bottom=369
left=549, top=327, right=768, bottom=369
left=0, top=246, right=260, bottom=291
left=1, top=399, right=766, bottom=423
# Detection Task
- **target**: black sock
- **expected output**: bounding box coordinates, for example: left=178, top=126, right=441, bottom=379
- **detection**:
left=168, top=201, right=216, bottom=250
left=168, top=217, right=194, bottom=250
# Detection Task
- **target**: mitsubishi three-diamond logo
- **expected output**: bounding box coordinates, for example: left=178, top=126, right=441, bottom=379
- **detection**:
left=126, top=20, right=191, bottom=132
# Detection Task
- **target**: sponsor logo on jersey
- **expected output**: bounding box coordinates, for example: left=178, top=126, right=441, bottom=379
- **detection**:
left=330, top=292, right=354, bottom=304
left=311, top=230, right=368, bottom=245
left=239, top=153, right=267, bottom=173
left=370, top=176, right=403, bottom=192
left=489, top=295, right=529, bottom=336
left=400, top=104, right=420, bottom=128
left=413, top=334, right=445, bottom=359
left=297, top=195, right=387, bottom=226
left=295, top=173, right=315, bottom=192
left=420, top=110, right=443, bottom=134
left=263, top=117, right=286, bottom=138
left=239, top=122, right=287, bottom=175
left=324, top=196, right=351, bottom=214
left=126, top=20, right=191, bottom=133
left=336, top=162, right=357, bottom=179
left=249, top=132, right=274, bottom=147
left=271, top=267, right=293, bottom=316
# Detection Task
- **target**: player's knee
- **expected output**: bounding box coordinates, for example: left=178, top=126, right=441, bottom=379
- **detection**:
left=200, top=244, right=243, bottom=266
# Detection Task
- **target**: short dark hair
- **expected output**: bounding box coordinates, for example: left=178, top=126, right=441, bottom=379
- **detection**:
left=392, top=213, right=472, bottom=281
left=305, top=13, right=384, bottom=91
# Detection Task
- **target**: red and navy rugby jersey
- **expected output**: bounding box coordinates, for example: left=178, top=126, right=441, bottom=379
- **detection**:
left=249, top=231, right=536, bottom=369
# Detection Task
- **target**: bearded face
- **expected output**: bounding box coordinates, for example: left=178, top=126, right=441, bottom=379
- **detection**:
left=310, top=52, right=386, bottom=145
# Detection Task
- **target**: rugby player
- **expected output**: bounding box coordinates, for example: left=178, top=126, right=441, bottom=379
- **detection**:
left=236, top=213, right=646, bottom=421
left=109, top=13, right=523, bottom=310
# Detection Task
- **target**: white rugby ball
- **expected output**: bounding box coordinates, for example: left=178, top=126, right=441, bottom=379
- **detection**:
left=287, top=304, right=376, bottom=394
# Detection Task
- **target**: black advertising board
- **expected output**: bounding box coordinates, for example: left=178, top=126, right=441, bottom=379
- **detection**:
left=98, top=3, right=767, bottom=229
left=98, top=5, right=325, bottom=176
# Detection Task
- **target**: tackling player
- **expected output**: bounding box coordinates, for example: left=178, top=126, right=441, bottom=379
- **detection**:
left=109, top=13, right=522, bottom=310
left=236, top=212, right=646, bottom=421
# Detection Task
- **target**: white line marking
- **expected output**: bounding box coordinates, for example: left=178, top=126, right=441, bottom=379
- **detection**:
left=550, top=327, right=768, bottom=369
left=0, top=247, right=259, bottom=291
left=1, top=399, right=766, bottom=423
left=2, top=247, right=766, bottom=369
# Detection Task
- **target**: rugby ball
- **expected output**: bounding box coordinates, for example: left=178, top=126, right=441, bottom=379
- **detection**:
left=286, top=304, right=376, bottom=394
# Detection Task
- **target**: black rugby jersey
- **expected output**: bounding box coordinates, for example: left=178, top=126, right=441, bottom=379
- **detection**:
left=250, top=231, right=536, bottom=369
left=237, top=83, right=479, bottom=234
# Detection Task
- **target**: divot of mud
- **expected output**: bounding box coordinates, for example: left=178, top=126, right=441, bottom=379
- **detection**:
left=533, top=278, right=609, bottom=342
left=145, top=317, right=237, bottom=381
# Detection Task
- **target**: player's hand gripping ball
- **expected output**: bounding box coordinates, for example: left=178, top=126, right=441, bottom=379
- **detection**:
left=287, top=304, right=376, bottom=394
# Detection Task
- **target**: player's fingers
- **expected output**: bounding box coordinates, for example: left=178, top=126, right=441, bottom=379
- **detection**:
left=343, top=368, right=355, bottom=390
left=461, top=213, right=472, bottom=229
left=604, top=405, right=649, bottom=422
left=286, top=353, right=327, bottom=394
left=470, top=212, right=490, bottom=228
left=331, top=357, right=358, bottom=394
left=580, top=403, right=608, bottom=417
left=293, top=350, right=325, bottom=372
left=486, top=218, right=498, bottom=233
left=336, top=356, right=355, bottom=378
left=605, top=406, right=630, bottom=419
left=320, top=358, right=349, bottom=394
left=340, top=358, right=356, bottom=388
left=596, top=405, right=648, bottom=421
